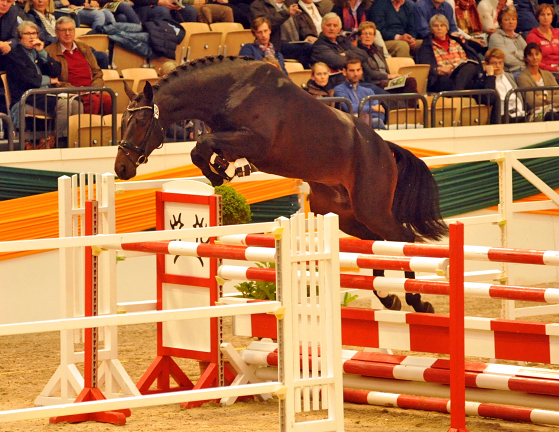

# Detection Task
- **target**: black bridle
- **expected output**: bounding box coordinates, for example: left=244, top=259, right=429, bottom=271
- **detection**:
left=118, top=103, right=165, bottom=167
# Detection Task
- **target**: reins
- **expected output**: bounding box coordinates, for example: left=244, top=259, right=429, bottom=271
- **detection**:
left=118, top=103, right=164, bottom=167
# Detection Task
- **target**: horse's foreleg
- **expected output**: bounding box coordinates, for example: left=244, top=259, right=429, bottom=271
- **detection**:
left=191, top=144, right=228, bottom=187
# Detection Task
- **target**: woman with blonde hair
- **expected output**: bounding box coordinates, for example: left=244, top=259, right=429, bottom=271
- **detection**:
left=487, top=6, right=526, bottom=78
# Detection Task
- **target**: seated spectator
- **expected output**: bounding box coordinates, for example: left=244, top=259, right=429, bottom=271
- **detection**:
left=239, top=17, right=288, bottom=74
left=512, top=0, right=538, bottom=34
left=478, top=0, right=512, bottom=35
left=368, top=0, right=420, bottom=58
left=27, top=0, right=110, bottom=68
left=333, top=57, right=386, bottom=129
left=516, top=42, right=559, bottom=119
left=95, top=0, right=141, bottom=24
left=45, top=16, right=111, bottom=115
left=356, top=20, right=419, bottom=103
left=250, top=0, right=312, bottom=68
left=414, top=0, right=459, bottom=39
left=485, top=47, right=525, bottom=121
left=309, top=13, right=373, bottom=86
left=416, top=14, right=495, bottom=92
left=294, top=0, right=324, bottom=43
left=488, top=6, right=526, bottom=78
left=454, top=0, right=487, bottom=50
left=0, top=0, right=20, bottom=72
left=526, top=4, right=559, bottom=77
left=183, top=0, right=234, bottom=24
left=5, top=21, right=78, bottom=148
left=159, top=59, right=178, bottom=75
left=66, top=0, right=117, bottom=30
left=132, top=0, right=196, bottom=24
left=305, top=61, right=335, bottom=97
left=331, top=0, right=370, bottom=41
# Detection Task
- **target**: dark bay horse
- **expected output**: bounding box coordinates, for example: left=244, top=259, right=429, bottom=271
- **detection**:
left=114, top=56, right=448, bottom=312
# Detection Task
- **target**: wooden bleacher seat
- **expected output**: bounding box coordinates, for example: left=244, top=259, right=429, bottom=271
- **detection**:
left=288, top=70, right=312, bottom=88
left=76, top=34, right=109, bottom=54
left=121, top=68, right=158, bottom=92
left=103, top=78, right=134, bottom=112
left=397, top=64, right=430, bottom=95
left=103, top=113, right=123, bottom=140
left=186, top=32, right=222, bottom=62
left=387, top=108, right=425, bottom=128
left=385, top=57, right=415, bottom=75
left=68, top=114, right=111, bottom=147
left=284, top=61, right=304, bottom=73
left=458, top=105, right=490, bottom=126
left=102, top=69, right=120, bottom=79
left=112, top=45, right=146, bottom=74
left=222, top=30, right=253, bottom=56
left=74, top=27, right=90, bottom=38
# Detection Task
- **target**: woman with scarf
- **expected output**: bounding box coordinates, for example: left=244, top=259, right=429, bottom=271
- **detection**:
left=239, top=17, right=288, bottom=74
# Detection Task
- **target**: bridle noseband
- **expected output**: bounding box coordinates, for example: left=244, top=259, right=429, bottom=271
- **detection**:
left=118, top=103, right=165, bottom=167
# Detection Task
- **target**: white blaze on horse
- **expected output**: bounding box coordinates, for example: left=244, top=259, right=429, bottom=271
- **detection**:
left=114, top=56, right=448, bottom=313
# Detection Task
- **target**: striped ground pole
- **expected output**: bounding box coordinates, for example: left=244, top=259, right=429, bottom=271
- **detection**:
left=119, top=241, right=449, bottom=274
left=344, top=388, right=559, bottom=426
left=217, top=234, right=559, bottom=266
left=240, top=345, right=559, bottom=397
left=217, top=265, right=559, bottom=304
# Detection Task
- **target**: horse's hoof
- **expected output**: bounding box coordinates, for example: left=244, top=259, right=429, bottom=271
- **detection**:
left=413, top=301, right=435, bottom=314
left=377, top=294, right=401, bottom=311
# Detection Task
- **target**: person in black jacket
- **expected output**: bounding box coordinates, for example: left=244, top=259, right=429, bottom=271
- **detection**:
left=415, top=13, right=494, bottom=92
left=0, top=0, right=19, bottom=71
left=5, top=21, right=64, bottom=147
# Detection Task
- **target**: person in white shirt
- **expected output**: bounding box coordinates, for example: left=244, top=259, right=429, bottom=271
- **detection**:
left=485, top=47, right=525, bottom=122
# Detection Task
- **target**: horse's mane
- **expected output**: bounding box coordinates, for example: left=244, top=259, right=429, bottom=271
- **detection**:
left=152, top=55, right=258, bottom=92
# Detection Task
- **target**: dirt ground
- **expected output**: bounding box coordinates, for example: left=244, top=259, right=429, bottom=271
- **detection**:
left=2, top=293, right=559, bottom=432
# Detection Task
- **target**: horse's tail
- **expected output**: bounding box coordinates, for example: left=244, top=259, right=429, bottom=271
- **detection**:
left=386, top=141, right=448, bottom=242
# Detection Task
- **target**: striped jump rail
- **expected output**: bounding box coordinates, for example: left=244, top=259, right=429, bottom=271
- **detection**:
left=115, top=241, right=449, bottom=274
left=241, top=342, right=559, bottom=397
left=217, top=265, right=559, bottom=304
left=344, top=388, right=559, bottom=426
left=218, top=234, right=559, bottom=266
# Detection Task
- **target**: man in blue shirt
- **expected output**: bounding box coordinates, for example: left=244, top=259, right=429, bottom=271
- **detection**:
left=414, top=0, right=458, bottom=39
left=333, top=57, right=386, bottom=129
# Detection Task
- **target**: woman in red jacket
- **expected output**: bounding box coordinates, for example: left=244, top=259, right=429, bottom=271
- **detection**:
left=526, top=4, right=559, bottom=79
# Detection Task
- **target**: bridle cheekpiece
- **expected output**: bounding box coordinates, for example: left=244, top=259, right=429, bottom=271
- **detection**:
left=118, top=102, right=164, bottom=167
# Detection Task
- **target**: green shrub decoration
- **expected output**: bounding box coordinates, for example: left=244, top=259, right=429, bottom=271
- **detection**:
left=235, top=262, right=277, bottom=300
left=214, top=185, right=252, bottom=225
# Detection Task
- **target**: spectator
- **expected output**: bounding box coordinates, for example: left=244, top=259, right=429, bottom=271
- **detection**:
left=416, top=14, right=495, bottom=92
left=478, top=0, right=512, bottom=34
left=183, top=0, right=234, bottom=24
left=414, top=0, right=458, bottom=39
left=333, top=57, right=386, bottom=129
left=368, top=0, right=420, bottom=58
left=305, top=61, right=335, bottom=97
left=309, top=12, right=372, bottom=86
left=5, top=21, right=63, bottom=148
left=294, top=0, right=324, bottom=43
left=525, top=4, right=559, bottom=77
left=512, top=0, right=538, bottom=34
left=159, top=59, right=178, bottom=75
left=485, top=47, right=525, bottom=121
left=240, top=17, right=288, bottom=74
left=331, top=0, right=370, bottom=40
left=356, top=21, right=418, bottom=104
left=0, top=0, right=20, bottom=71
left=94, top=0, right=141, bottom=24
left=250, top=0, right=312, bottom=67
left=516, top=42, right=559, bottom=119
left=488, top=6, right=526, bottom=78
left=45, top=16, right=111, bottom=115
left=454, top=0, right=487, bottom=50
left=133, top=0, right=196, bottom=24
left=65, top=0, right=117, bottom=30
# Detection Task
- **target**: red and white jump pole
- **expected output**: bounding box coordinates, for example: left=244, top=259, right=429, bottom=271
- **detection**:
left=218, top=233, right=559, bottom=266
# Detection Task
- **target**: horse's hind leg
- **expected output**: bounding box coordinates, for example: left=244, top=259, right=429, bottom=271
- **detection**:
left=404, top=271, right=434, bottom=313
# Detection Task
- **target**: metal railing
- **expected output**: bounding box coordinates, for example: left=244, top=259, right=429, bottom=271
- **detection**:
left=359, top=93, right=428, bottom=130
left=0, top=113, right=14, bottom=151
left=19, top=86, right=117, bottom=150
left=430, top=89, right=500, bottom=127
left=318, top=97, right=353, bottom=115
left=503, top=85, right=559, bottom=124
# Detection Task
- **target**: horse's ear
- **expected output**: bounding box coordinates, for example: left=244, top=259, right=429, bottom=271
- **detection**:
left=124, top=80, right=136, bottom=101
left=143, top=81, right=153, bottom=103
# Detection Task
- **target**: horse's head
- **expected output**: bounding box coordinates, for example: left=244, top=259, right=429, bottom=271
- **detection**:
left=114, top=81, right=165, bottom=180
